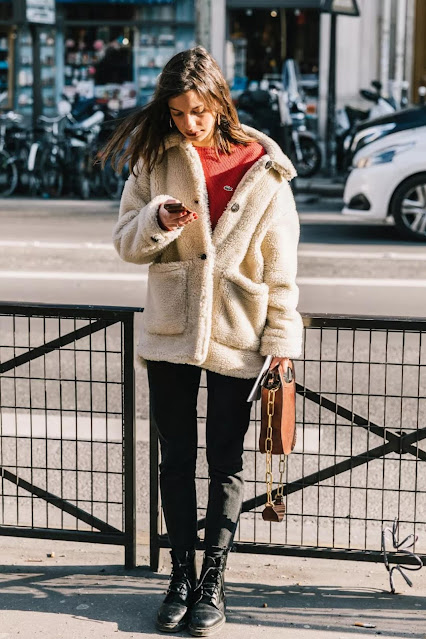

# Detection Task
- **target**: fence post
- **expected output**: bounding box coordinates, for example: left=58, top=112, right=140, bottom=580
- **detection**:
left=123, top=314, right=136, bottom=569
left=150, top=412, right=160, bottom=572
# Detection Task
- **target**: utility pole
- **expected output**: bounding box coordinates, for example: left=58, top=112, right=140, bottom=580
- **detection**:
left=404, top=0, right=415, bottom=101
left=321, top=0, right=359, bottom=177
left=13, top=0, right=55, bottom=128
left=195, top=0, right=226, bottom=71
left=29, top=22, right=42, bottom=129
left=380, top=0, right=392, bottom=98
left=395, top=0, right=407, bottom=107
left=195, top=0, right=211, bottom=50
left=325, top=12, right=337, bottom=177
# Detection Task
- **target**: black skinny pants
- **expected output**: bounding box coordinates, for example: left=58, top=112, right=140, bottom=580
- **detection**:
left=147, top=360, right=255, bottom=553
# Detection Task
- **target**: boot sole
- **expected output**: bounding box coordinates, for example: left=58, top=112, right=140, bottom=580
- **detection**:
left=156, top=617, right=188, bottom=633
left=188, top=617, right=226, bottom=637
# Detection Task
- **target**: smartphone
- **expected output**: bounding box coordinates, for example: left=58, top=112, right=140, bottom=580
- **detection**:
left=164, top=202, right=186, bottom=213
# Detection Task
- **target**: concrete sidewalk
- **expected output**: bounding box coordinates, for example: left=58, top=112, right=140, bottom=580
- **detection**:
left=0, top=537, right=424, bottom=639
left=294, top=176, right=346, bottom=198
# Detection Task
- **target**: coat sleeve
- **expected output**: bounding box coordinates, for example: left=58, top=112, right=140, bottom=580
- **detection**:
left=112, top=164, right=184, bottom=265
left=259, top=181, right=303, bottom=359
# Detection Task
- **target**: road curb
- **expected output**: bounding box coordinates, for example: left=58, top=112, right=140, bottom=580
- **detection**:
left=293, top=178, right=345, bottom=198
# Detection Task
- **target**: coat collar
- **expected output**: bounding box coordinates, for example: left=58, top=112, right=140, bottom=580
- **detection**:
left=162, top=124, right=297, bottom=181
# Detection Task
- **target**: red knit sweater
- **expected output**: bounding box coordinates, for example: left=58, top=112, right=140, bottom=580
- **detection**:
left=194, top=142, right=266, bottom=229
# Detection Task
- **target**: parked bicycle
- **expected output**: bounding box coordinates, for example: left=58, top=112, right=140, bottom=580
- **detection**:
left=0, top=111, right=32, bottom=197
left=28, top=104, right=104, bottom=199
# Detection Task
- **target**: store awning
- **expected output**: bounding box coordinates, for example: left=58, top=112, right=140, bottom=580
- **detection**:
left=227, top=0, right=322, bottom=8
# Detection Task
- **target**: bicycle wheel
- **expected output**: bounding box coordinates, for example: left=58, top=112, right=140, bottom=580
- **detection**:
left=291, top=136, right=322, bottom=178
left=77, top=174, right=91, bottom=200
left=40, top=150, right=64, bottom=198
left=0, top=150, right=18, bottom=197
left=76, top=148, right=92, bottom=199
left=102, top=160, right=127, bottom=200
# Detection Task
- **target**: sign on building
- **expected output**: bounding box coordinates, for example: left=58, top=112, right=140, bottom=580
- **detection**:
left=27, top=0, right=56, bottom=24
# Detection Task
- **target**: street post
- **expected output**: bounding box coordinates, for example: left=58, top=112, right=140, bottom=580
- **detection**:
left=321, top=0, right=360, bottom=177
left=13, top=0, right=56, bottom=129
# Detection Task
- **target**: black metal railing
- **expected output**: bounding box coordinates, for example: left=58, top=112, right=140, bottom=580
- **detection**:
left=150, top=314, right=426, bottom=570
left=0, top=302, right=138, bottom=568
left=1, top=304, right=425, bottom=572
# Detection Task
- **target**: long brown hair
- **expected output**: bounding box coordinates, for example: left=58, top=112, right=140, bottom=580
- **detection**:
left=101, top=46, right=256, bottom=175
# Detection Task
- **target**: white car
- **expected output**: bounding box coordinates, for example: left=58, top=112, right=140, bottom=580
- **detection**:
left=342, top=126, right=426, bottom=240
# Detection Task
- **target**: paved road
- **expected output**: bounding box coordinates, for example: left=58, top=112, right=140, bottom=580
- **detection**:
left=0, top=197, right=425, bottom=314
left=0, top=197, right=425, bottom=550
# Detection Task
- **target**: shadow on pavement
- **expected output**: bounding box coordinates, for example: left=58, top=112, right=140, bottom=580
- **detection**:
left=0, top=563, right=424, bottom=637
left=300, top=221, right=411, bottom=245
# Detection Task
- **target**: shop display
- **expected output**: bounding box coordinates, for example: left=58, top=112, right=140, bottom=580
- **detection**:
left=64, top=29, right=137, bottom=109
left=135, top=31, right=177, bottom=100
left=134, top=3, right=195, bottom=105
left=0, top=31, right=11, bottom=109
left=63, top=35, right=103, bottom=101
left=15, top=28, right=56, bottom=113
left=1, top=0, right=196, bottom=116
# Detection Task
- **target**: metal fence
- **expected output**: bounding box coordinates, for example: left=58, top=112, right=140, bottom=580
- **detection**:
left=0, top=302, right=137, bottom=568
left=150, top=314, right=426, bottom=570
left=1, top=303, right=425, bottom=572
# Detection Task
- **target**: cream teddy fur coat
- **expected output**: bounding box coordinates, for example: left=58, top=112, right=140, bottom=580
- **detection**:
left=113, top=125, right=303, bottom=379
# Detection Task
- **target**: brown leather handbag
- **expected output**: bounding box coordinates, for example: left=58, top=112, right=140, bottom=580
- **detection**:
left=259, top=358, right=296, bottom=522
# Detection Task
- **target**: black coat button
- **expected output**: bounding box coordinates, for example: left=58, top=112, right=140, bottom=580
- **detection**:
left=194, top=199, right=199, bottom=204
left=200, top=253, right=207, bottom=260
left=151, top=236, right=160, bottom=243
left=265, top=160, right=273, bottom=169
left=231, top=203, right=239, bottom=212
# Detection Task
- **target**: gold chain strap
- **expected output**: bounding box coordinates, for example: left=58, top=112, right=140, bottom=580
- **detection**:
left=265, top=386, right=286, bottom=507
left=276, top=454, right=286, bottom=498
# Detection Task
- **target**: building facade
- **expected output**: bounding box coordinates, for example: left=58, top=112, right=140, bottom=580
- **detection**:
left=199, top=0, right=424, bottom=138
left=0, top=0, right=195, bottom=116
left=1, top=0, right=424, bottom=139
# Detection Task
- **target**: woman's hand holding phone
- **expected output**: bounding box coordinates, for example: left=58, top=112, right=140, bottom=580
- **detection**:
left=158, top=199, right=198, bottom=232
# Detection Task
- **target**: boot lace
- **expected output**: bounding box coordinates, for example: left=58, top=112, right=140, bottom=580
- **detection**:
left=194, top=564, right=223, bottom=604
left=167, top=561, right=192, bottom=597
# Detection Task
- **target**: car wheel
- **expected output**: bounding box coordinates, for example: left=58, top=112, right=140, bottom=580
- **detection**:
left=390, top=173, right=426, bottom=241
left=291, top=136, right=322, bottom=178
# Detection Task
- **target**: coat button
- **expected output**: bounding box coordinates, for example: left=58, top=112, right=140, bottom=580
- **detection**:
left=200, top=253, right=207, bottom=260
left=194, top=199, right=199, bottom=204
left=265, top=160, right=273, bottom=169
left=231, top=203, right=239, bottom=212
left=151, top=236, right=160, bottom=243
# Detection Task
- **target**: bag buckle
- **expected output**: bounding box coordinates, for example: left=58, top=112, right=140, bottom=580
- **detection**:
left=283, top=364, right=293, bottom=384
left=264, top=370, right=281, bottom=391
left=262, top=495, right=285, bottom=522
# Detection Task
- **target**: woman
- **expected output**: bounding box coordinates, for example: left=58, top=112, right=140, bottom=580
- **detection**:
left=104, top=46, right=303, bottom=636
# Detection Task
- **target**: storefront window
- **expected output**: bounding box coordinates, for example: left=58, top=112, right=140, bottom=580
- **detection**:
left=0, top=1, right=13, bottom=110
left=64, top=26, right=135, bottom=107
left=229, top=8, right=319, bottom=84
left=0, top=30, right=11, bottom=109
left=61, top=1, right=194, bottom=109
left=61, top=3, right=136, bottom=107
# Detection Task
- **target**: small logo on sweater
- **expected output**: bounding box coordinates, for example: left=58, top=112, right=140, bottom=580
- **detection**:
left=224, top=185, right=234, bottom=192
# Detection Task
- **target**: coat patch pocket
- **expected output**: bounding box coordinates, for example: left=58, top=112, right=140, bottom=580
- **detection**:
left=144, top=262, right=188, bottom=336
left=213, top=271, right=269, bottom=350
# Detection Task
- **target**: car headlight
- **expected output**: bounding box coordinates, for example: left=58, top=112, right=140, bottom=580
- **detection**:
left=355, top=142, right=415, bottom=169
left=351, top=123, right=396, bottom=153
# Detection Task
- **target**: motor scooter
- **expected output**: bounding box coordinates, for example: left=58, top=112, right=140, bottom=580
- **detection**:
left=336, top=80, right=397, bottom=172
left=236, top=74, right=322, bottom=177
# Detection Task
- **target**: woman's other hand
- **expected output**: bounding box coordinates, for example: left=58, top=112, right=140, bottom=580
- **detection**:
left=158, top=198, right=198, bottom=231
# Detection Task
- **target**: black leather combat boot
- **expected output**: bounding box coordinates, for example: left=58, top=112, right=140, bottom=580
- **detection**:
left=156, top=549, right=197, bottom=633
left=188, top=550, right=227, bottom=636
